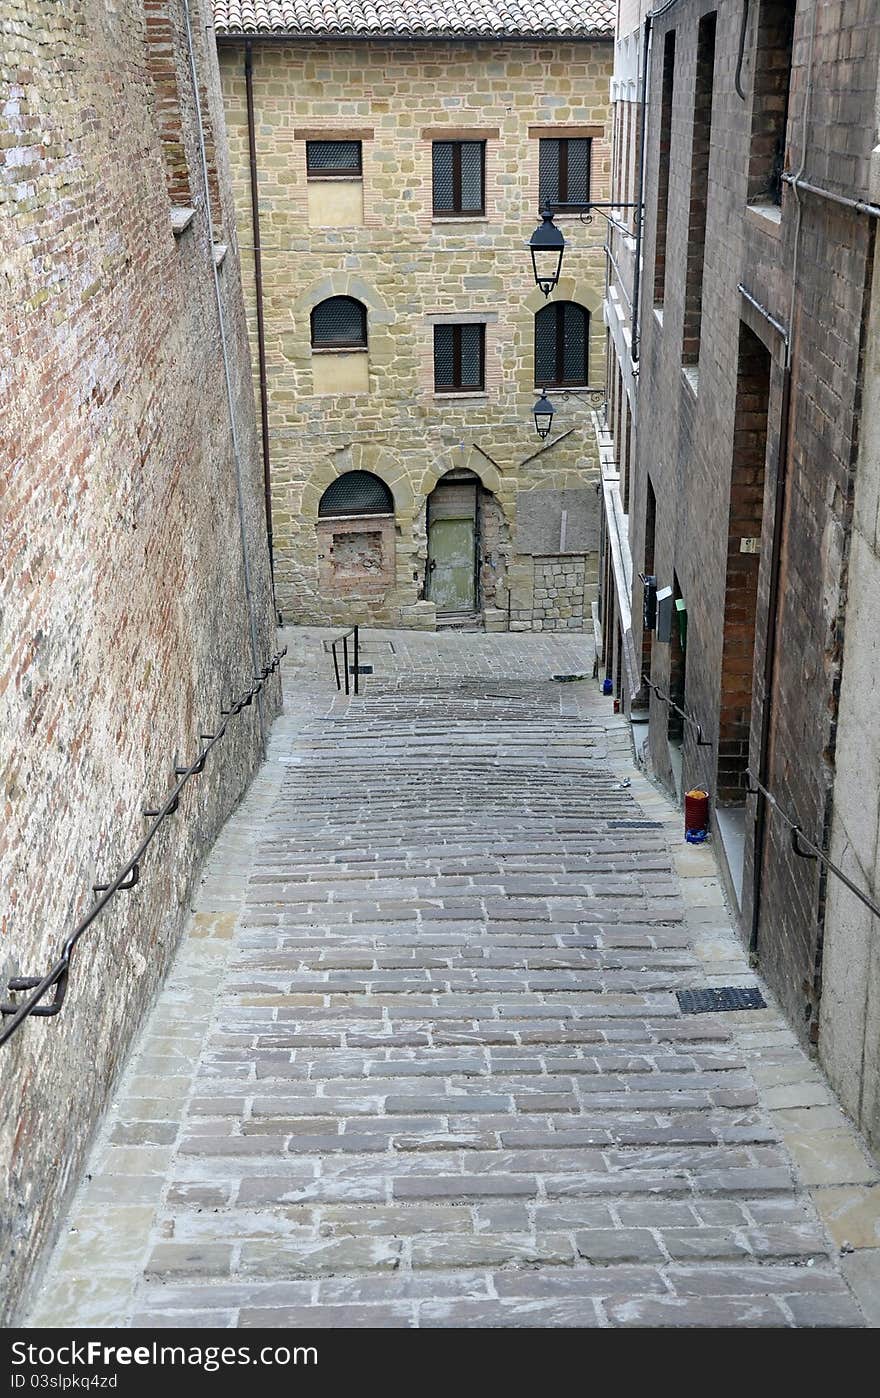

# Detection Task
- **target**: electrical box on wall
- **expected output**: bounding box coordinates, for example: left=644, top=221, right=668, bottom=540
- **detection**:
left=655, top=585, right=674, bottom=643
left=642, top=575, right=657, bottom=631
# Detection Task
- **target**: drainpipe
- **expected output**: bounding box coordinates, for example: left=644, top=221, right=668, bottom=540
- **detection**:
left=749, top=364, right=791, bottom=958
left=245, top=40, right=277, bottom=615
left=629, top=12, right=652, bottom=368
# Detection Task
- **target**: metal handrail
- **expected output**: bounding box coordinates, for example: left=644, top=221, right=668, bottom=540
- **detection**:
left=330, top=624, right=363, bottom=696
left=642, top=674, right=713, bottom=746
left=746, top=769, right=880, bottom=922
left=0, top=648, right=287, bottom=1047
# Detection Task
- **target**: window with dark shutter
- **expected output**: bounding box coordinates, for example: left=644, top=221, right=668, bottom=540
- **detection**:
left=538, top=138, right=591, bottom=208
left=311, top=297, right=368, bottom=349
left=318, top=471, right=394, bottom=517
left=534, top=302, right=589, bottom=387
left=306, top=141, right=362, bottom=177
left=432, top=142, right=485, bottom=216
left=434, top=324, right=485, bottom=392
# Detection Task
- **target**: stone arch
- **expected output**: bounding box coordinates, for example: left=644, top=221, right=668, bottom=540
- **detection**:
left=416, top=445, right=512, bottom=524
left=318, top=470, right=394, bottom=518
left=293, top=273, right=393, bottom=325
left=300, top=446, right=410, bottom=525
left=524, top=274, right=602, bottom=317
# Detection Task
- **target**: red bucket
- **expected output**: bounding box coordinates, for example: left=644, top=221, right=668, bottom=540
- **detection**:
left=685, top=788, right=709, bottom=841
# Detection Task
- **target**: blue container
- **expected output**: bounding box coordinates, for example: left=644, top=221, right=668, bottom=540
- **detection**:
left=602, top=678, right=613, bottom=696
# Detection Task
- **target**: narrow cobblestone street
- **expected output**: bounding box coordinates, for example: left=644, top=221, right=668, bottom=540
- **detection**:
left=29, top=630, right=880, bottom=1328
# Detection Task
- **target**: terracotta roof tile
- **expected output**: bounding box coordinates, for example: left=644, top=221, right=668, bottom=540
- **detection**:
left=213, top=0, right=614, bottom=40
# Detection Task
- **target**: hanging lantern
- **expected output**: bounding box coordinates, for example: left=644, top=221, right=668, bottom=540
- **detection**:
left=533, top=388, right=555, bottom=440
left=528, top=204, right=565, bottom=296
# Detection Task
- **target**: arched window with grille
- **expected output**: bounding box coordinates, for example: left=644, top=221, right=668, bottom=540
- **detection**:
left=318, top=471, right=394, bottom=519
left=534, top=301, right=589, bottom=388
left=310, top=296, right=368, bottom=350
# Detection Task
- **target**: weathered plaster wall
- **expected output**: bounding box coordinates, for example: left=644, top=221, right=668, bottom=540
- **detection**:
left=0, top=0, right=277, bottom=1321
left=219, top=39, right=611, bottom=629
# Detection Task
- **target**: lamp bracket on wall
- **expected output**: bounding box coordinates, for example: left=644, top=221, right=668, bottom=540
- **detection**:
left=549, top=201, right=641, bottom=228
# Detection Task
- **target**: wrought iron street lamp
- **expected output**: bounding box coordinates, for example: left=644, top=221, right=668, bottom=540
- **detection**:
left=533, top=389, right=555, bottom=440
left=529, top=204, right=565, bottom=296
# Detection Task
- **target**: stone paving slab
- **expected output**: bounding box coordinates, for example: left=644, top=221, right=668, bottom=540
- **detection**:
left=25, top=626, right=880, bottom=1328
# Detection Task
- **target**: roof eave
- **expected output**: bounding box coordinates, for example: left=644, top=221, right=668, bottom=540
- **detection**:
left=215, top=30, right=615, bottom=44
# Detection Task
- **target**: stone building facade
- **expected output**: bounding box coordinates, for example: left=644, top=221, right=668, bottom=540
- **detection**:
left=0, top=0, right=278, bottom=1321
left=599, top=0, right=880, bottom=1138
left=214, top=2, right=614, bottom=631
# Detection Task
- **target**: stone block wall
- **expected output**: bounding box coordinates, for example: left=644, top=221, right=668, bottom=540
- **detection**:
left=0, top=0, right=277, bottom=1322
left=532, top=556, right=591, bottom=630
left=218, top=39, right=612, bottom=631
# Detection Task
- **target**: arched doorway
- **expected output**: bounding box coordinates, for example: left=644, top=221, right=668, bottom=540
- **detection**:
left=426, top=471, right=506, bottom=626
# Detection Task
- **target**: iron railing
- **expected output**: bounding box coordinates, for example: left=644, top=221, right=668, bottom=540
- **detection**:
left=0, top=648, right=286, bottom=1048
left=639, top=675, right=880, bottom=922
left=330, top=625, right=370, bottom=696
left=641, top=674, right=713, bottom=746
left=746, top=769, right=880, bottom=921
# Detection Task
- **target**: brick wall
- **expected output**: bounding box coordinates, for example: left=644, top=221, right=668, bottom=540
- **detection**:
left=633, top=0, right=879, bottom=1042
left=0, top=0, right=277, bottom=1322
left=218, top=39, right=612, bottom=631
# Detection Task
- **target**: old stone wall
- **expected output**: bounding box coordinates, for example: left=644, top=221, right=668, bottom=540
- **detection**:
left=631, top=0, right=879, bottom=1046
left=0, top=0, right=277, bottom=1322
left=218, top=39, right=611, bottom=630
left=821, top=243, right=880, bottom=1156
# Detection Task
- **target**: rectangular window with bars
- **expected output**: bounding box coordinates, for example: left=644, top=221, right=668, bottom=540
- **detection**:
left=432, top=142, right=485, bottom=216
left=538, top=138, right=591, bottom=208
left=306, top=140, right=363, bottom=177
left=434, top=324, right=486, bottom=392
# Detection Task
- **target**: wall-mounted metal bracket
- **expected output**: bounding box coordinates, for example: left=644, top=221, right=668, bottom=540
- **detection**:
left=94, top=862, right=140, bottom=895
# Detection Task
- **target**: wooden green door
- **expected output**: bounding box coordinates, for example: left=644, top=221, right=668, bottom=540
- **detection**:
left=428, top=516, right=476, bottom=612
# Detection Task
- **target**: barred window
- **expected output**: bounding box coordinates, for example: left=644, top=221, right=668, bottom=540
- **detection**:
left=534, top=302, right=589, bottom=387
left=434, top=324, right=485, bottom=393
left=306, top=140, right=362, bottom=177
left=432, top=142, right=485, bottom=216
left=311, top=296, right=367, bottom=349
left=318, top=471, right=394, bottom=518
left=538, top=138, right=591, bottom=208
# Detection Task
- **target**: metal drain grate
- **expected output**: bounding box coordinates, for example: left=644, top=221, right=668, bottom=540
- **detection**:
left=677, top=986, right=766, bottom=1014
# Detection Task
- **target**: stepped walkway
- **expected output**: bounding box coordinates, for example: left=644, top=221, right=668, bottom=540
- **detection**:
left=28, top=629, right=879, bottom=1327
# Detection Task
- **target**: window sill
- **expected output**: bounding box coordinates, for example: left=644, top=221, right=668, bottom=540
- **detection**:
left=170, top=207, right=194, bottom=237
left=653, top=306, right=664, bottom=327
left=432, top=215, right=489, bottom=225
left=307, top=174, right=363, bottom=183
left=312, top=345, right=368, bottom=355
left=746, top=200, right=783, bottom=235
left=433, top=390, right=488, bottom=400
left=212, top=242, right=228, bottom=268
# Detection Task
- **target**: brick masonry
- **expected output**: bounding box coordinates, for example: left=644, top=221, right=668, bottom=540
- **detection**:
left=0, top=0, right=278, bottom=1323
left=618, top=0, right=880, bottom=1055
left=217, top=38, right=612, bottom=630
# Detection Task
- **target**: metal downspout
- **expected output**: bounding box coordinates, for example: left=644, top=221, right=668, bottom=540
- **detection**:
left=181, top=0, right=265, bottom=747
left=749, top=364, right=791, bottom=958
left=245, top=40, right=277, bottom=616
